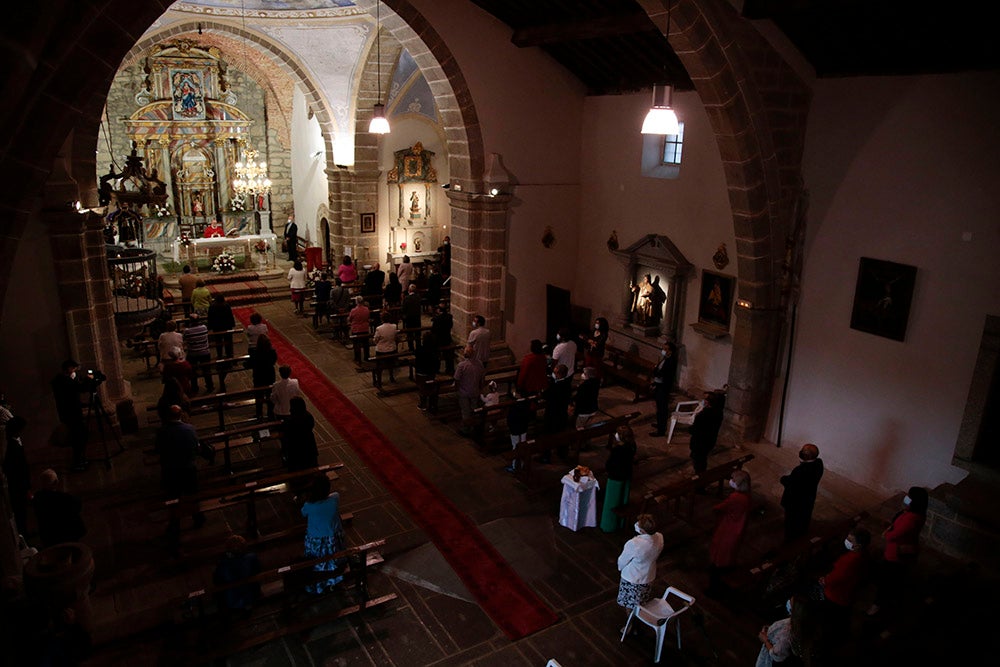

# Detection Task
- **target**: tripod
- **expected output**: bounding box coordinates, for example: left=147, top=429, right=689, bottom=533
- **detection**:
left=85, top=389, right=125, bottom=470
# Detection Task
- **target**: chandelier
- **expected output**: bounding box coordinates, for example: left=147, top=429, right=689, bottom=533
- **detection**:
left=232, top=145, right=272, bottom=197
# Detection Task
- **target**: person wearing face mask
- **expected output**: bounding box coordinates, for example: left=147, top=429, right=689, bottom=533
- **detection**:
left=689, top=390, right=724, bottom=475
left=616, top=513, right=664, bottom=628
left=600, top=425, right=637, bottom=532
left=551, top=327, right=577, bottom=379
left=756, top=596, right=795, bottom=667
left=538, top=364, right=573, bottom=463
left=51, top=359, right=90, bottom=471
left=581, top=317, right=609, bottom=380
left=707, top=469, right=752, bottom=596
left=820, top=528, right=871, bottom=646
left=467, top=314, right=491, bottom=367
left=648, top=341, right=677, bottom=437
left=779, top=443, right=825, bottom=541
left=867, top=486, right=928, bottom=616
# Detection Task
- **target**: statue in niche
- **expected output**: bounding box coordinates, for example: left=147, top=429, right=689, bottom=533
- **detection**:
left=192, top=191, right=204, bottom=216
left=630, top=273, right=665, bottom=326
left=409, top=190, right=421, bottom=219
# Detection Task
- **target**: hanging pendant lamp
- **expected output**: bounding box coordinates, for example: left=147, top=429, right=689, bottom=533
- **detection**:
left=641, top=0, right=681, bottom=135
left=369, top=1, right=390, bottom=134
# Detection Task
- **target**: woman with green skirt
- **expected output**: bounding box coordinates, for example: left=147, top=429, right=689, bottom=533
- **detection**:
left=600, top=425, right=637, bottom=532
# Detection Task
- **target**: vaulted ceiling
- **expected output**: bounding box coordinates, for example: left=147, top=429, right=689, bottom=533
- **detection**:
left=471, top=0, right=1000, bottom=95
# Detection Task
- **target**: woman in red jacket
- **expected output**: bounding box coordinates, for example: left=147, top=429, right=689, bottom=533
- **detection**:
left=821, top=528, right=871, bottom=642
left=707, top=469, right=752, bottom=596
left=867, top=486, right=927, bottom=616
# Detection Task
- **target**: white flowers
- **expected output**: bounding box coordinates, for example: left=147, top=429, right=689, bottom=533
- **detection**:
left=212, top=251, right=237, bottom=273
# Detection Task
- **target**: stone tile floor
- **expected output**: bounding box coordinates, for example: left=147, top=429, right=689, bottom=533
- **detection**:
left=31, top=300, right=992, bottom=666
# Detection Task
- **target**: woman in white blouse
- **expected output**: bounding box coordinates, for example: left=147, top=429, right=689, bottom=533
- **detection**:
left=287, top=260, right=307, bottom=315
left=617, top=513, right=665, bottom=621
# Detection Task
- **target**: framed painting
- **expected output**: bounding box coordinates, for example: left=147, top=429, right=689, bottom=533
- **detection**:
left=697, top=269, right=735, bottom=331
left=850, top=257, right=917, bottom=342
left=360, top=212, right=376, bottom=234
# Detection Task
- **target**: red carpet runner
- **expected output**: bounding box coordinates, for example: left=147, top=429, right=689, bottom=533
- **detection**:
left=233, top=308, right=558, bottom=639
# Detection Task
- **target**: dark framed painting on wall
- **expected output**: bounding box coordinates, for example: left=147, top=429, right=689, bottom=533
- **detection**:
left=697, top=269, right=736, bottom=331
left=360, top=212, right=375, bottom=234
left=850, top=257, right=917, bottom=342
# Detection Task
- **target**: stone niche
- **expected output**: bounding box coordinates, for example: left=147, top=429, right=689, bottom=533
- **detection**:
left=612, top=234, right=692, bottom=343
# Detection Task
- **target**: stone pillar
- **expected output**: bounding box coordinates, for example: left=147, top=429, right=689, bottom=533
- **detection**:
left=445, top=189, right=511, bottom=343
left=45, top=162, right=133, bottom=431
left=214, top=137, right=229, bottom=214
left=722, top=303, right=781, bottom=442
left=259, top=211, right=272, bottom=236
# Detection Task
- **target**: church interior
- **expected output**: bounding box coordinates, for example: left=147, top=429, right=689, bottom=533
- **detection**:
left=1, top=0, right=998, bottom=664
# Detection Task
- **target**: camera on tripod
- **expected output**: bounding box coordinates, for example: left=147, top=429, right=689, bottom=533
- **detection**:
left=82, top=368, right=107, bottom=391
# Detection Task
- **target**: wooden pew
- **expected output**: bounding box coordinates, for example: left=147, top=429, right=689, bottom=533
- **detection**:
left=193, top=354, right=251, bottom=393
left=508, top=411, right=642, bottom=485
left=171, top=539, right=396, bottom=663
left=722, top=511, right=870, bottom=606
left=470, top=395, right=545, bottom=450
left=200, top=419, right=283, bottom=474
left=124, top=337, right=161, bottom=371
left=615, top=453, right=756, bottom=522
left=602, top=344, right=656, bottom=402
left=418, top=362, right=522, bottom=419
left=160, top=463, right=345, bottom=537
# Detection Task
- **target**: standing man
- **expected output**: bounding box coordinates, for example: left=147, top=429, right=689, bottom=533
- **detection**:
left=178, top=264, right=198, bottom=317
left=454, top=345, right=484, bottom=436
left=155, top=405, right=205, bottom=547
left=270, top=366, right=302, bottom=422
left=780, top=443, right=824, bottom=541
left=551, top=327, right=577, bottom=380
left=401, top=284, right=422, bottom=350
left=51, top=360, right=90, bottom=471
left=207, top=294, right=236, bottom=359
left=539, top=364, right=573, bottom=463
left=284, top=215, right=298, bottom=262
left=649, top=341, right=677, bottom=437
left=363, top=262, right=386, bottom=310
left=431, top=304, right=454, bottom=373
left=437, top=235, right=451, bottom=276
left=372, top=314, right=400, bottom=384
left=467, top=315, right=491, bottom=368
left=183, top=313, right=214, bottom=394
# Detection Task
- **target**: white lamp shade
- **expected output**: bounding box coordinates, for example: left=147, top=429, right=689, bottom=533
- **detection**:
left=369, top=104, right=390, bottom=134
left=641, top=107, right=680, bottom=135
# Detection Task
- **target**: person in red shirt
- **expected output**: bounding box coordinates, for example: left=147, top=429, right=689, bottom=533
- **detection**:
left=867, top=486, right=927, bottom=616
left=821, top=528, right=871, bottom=640
left=707, top=469, right=752, bottom=597
left=516, top=339, right=548, bottom=395
left=203, top=213, right=225, bottom=238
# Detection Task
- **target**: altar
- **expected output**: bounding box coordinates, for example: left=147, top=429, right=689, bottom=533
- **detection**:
left=172, top=233, right=277, bottom=270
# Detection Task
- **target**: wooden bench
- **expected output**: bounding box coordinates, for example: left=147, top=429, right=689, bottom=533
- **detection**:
left=200, top=419, right=283, bottom=474
left=508, top=411, right=642, bottom=484
left=124, top=336, right=160, bottom=371
left=615, top=453, right=756, bottom=522
left=722, top=511, right=870, bottom=606
left=160, top=463, right=345, bottom=537
left=367, top=350, right=417, bottom=391
left=193, top=354, right=251, bottom=393
left=172, top=539, right=395, bottom=663
left=471, top=395, right=545, bottom=450
left=418, top=362, right=522, bottom=419
left=602, top=345, right=656, bottom=402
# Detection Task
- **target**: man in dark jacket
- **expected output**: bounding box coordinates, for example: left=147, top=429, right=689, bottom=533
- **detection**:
left=401, top=284, right=423, bottom=350
left=649, top=341, right=678, bottom=437
left=207, top=294, right=236, bottom=359
left=689, top=391, right=724, bottom=475
left=539, top=364, right=573, bottom=463
left=32, top=469, right=86, bottom=548
left=780, top=443, right=824, bottom=540
left=155, top=405, right=205, bottom=546
left=51, top=360, right=90, bottom=471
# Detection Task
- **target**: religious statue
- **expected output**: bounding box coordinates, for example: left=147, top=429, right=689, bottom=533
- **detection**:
left=192, top=191, right=204, bottom=216
left=409, top=190, right=420, bottom=218
left=630, top=273, right=666, bottom=326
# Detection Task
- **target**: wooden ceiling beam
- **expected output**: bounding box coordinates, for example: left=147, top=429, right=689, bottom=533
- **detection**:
left=511, top=12, right=654, bottom=48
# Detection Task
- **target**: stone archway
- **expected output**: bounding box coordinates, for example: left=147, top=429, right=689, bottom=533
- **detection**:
left=638, top=0, right=812, bottom=440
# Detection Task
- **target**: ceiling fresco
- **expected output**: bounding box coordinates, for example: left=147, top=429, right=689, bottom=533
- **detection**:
left=171, top=1, right=358, bottom=18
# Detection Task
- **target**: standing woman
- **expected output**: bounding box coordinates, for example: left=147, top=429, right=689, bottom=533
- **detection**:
left=616, top=513, right=664, bottom=625
left=249, top=334, right=278, bottom=418
left=708, top=469, right=752, bottom=596
left=689, top=391, right=725, bottom=474
left=867, top=486, right=927, bottom=616
left=336, top=255, right=358, bottom=285
left=582, top=316, right=609, bottom=378
left=396, top=255, right=414, bottom=292
left=281, top=396, right=318, bottom=472
left=288, top=260, right=307, bottom=315
left=601, top=425, right=637, bottom=532
left=300, top=473, right=345, bottom=593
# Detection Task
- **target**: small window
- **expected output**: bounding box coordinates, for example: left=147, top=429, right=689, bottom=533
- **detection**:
left=661, top=123, right=684, bottom=165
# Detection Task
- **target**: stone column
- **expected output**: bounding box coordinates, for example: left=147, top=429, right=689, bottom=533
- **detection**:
left=445, top=189, right=511, bottom=343
left=722, top=302, right=781, bottom=442
left=158, top=137, right=173, bottom=210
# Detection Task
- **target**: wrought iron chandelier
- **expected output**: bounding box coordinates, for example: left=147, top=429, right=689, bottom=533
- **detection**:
left=232, top=144, right=271, bottom=197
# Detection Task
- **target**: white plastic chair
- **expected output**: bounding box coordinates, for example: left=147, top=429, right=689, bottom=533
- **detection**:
left=620, top=586, right=696, bottom=663
left=667, top=400, right=703, bottom=443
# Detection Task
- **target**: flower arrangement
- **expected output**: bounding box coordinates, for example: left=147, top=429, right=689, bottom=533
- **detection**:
left=177, top=233, right=192, bottom=248
left=308, top=268, right=323, bottom=284
left=230, top=196, right=247, bottom=212
left=212, top=251, right=237, bottom=273
left=123, top=272, right=145, bottom=296
left=399, top=242, right=407, bottom=251
left=253, top=239, right=270, bottom=254
left=153, top=203, right=171, bottom=218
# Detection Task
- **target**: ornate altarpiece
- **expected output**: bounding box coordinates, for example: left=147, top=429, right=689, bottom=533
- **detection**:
left=386, top=142, right=439, bottom=264
left=119, top=41, right=269, bottom=241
